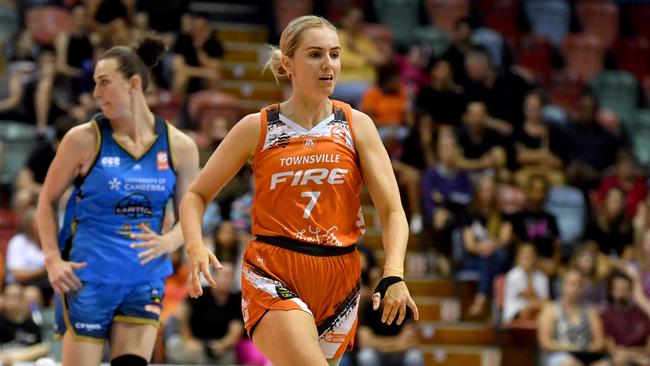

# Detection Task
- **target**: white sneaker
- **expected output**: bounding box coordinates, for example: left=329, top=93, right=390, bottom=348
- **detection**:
left=410, top=213, right=423, bottom=234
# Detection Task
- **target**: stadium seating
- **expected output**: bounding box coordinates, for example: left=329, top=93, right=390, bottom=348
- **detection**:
left=562, top=33, right=606, bottom=81
left=577, top=0, right=619, bottom=47
left=524, top=0, right=570, bottom=47
left=25, top=5, right=70, bottom=45
left=373, top=0, right=421, bottom=46
left=614, top=36, right=650, bottom=80
left=425, top=0, right=470, bottom=34
left=590, top=70, right=638, bottom=127
left=544, top=185, right=587, bottom=256
left=516, top=33, right=552, bottom=85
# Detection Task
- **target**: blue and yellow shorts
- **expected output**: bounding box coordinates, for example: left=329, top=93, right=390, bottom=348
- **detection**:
left=54, top=279, right=165, bottom=343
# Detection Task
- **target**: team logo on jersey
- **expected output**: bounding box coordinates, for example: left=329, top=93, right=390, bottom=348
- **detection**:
left=115, top=193, right=153, bottom=218
left=330, top=125, right=346, bottom=139
left=303, top=137, right=316, bottom=150
left=157, top=152, right=169, bottom=170
left=108, top=177, right=122, bottom=190
left=101, top=156, right=121, bottom=167
left=268, top=132, right=291, bottom=149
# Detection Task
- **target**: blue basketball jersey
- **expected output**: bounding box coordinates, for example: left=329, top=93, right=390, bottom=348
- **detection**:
left=58, top=115, right=176, bottom=284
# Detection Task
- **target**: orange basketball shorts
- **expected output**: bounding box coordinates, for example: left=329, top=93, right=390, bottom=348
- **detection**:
left=241, top=237, right=361, bottom=359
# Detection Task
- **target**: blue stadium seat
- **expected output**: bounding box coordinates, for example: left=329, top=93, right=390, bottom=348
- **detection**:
left=544, top=185, right=587, bottom=255
left=524, top=0, right=570, bottom=47
left=590, top=71, right=638, bottom=127
left=373, top=0, right=421, bottom=47
left=0, top=121, right=37, bottom=190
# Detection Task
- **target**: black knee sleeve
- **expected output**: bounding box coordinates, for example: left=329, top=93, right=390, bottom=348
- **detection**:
left=111, top=354, right=148, bottom=366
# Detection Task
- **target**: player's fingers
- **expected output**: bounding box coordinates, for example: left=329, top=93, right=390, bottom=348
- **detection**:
left=139, top=249, right=157, bottom=264
left=407, top=297, right=420, bottom=321
left=64, top=271, right=83, bottom=290
left=54, top=282, right=69, bottom=294
left=188, top=270, right=202, bottom=298
left=372, top=293, right=381, bottom=310
left=69, top=262, right=87, bottom=270
left=139, top=223, right=156, bottom=234
left=385, top=299, right=401, bottom=325
left=130, top=240, right=154, bottom=248
left=396, top=301, right=408, bottom=326
left=381, top=299, right=394, bottom=323
left=201, top=261, right=218, bottom=288
left=208, top=253, right=223, bottom=270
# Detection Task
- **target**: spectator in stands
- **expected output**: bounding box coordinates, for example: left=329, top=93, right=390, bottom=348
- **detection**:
left=511, top=174, right=561, bottom=277
left=356, top=299, right=423, bottom=366
left=565, top=93, right=622, bottom=190
left=230, top=176, right=254, bottom=234
left=634, top=195, right=650, bottom=250
left=503, top=244, right=549, bottom=323
left=596, top=150, right=647, bottom=219
left=415, top=60, right=465, bottom=130
left=397, top=44, right=430, bottom=99
left=600, top=271, right=650, bottom=366
left=171, top=12, right=224, bottom=100
left=332, top=7, right=387, bottom=107
left=160, top=248, right=189, bottom=325
left=14, top=117, right=75, bottom=216
left=462, top=48, right=533, bottom=133
left=5, top=208, right=51, bottom=303
left=513, top=91, right=567, bottom=186
left=0, top=0, right=18, bottom=45
left=166, top=262, right=267, bottom=365
left=421, top=133, right=472, bottom=276
left=54, top=5, right=94, bottom=96
left=0, top=30, right=38, bottom=125
left=0, top=283, right=49, bottom=365
left=625, top=230, right=650, bottom=304
left=88, top=0, right=132, bottom=46
left=455, top=101, right=507, bottom=179
left=360, top=62, right=410, bottom=148
left=572, top=246, right=609, bottom=308
left=538, top=269, right=608, bottom=366
left=586, top=187, right=634, bottom=258
left=361, top=62, right=422, bottom=232
left=461, top=173, right=512, bottom=317
left=441, top=18, right=473, bottom=88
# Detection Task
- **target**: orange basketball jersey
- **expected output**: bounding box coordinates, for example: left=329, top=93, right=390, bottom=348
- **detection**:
left=251, top=100, right=365, bottom=247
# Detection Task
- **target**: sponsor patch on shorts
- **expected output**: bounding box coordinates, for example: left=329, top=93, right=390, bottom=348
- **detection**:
left=275, top=285, right=297, bottom=299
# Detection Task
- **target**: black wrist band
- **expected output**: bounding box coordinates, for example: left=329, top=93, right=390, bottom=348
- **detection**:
left=373, top=276, right=404, bottom=299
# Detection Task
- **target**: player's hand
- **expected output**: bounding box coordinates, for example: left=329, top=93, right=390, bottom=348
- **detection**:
left=372, top=280, right=419, bottom=326
left=130, top=224, right=174, bottom=265
left=45, top=258, right=86, bottom=294
left=186, top=242, right=222, bottom=298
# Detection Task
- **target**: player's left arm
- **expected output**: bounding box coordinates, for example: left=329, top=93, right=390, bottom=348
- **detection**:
left=131, top=126, right=200, bottom=264
left=352, top=108, right=419, bottom=325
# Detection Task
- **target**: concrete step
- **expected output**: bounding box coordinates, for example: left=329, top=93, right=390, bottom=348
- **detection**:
left=222, top=42, right=267, bottom=63
left=219, top=80, right=283, bottom=101
left=413, top=296, right=461, bottom=322
left=422, top=345, right=501, bottom=366
left=216, top=23, right=267, bottom=43
left=406, top=276, right=454, bottom=298
left=361, top=230, right=420, bottom=250
left=221, top=61, right=276, bottom=82
left=419, top=322, right=496, bottom=346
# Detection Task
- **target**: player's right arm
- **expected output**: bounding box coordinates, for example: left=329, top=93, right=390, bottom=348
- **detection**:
left=180, top=113, right=260, bottom=297
left=36, top=122, right=97, bottom=294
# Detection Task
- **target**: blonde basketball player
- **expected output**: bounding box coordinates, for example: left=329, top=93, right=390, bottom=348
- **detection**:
left=180, top=15, right=419, bottom=366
